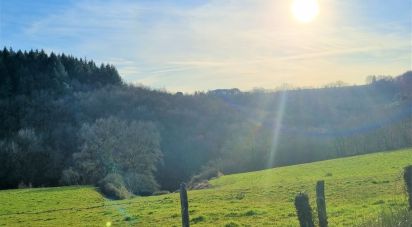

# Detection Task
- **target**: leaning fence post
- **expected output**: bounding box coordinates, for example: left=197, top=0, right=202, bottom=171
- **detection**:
left=180, top=183, right=190, bottom=227
left=294, top=192, right=315, bottom=227
left=316, top=180, right=328, bottom=227
left=404, top=166, right=412, bottom=210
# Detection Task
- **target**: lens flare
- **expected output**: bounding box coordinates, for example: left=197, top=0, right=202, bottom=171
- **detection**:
left=267, top=89, right=287, bottom=168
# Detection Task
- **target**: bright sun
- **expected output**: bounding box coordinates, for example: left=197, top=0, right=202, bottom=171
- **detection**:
left=291, top=0, right=319, bottom=23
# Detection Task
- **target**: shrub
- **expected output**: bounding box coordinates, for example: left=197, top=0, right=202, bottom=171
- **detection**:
left=69, top=117, right=162, bottom=194
left=98, top=174, right=130, bottom=200
left=124, top=172, right=159, bottom=196
left=188, top=166, right=223, bottom=189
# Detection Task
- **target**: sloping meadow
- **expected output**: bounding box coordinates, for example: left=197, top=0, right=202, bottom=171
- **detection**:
left=1, top=148, right=412, bottom=226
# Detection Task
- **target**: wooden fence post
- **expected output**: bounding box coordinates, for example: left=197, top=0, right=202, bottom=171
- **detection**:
left=316, top=180, right=328, bottom=227
left=294, top=192, right=315, bottom=227
left=404, top=166, right=412, bottom=210
left=180, top=183, right=190, bottom=227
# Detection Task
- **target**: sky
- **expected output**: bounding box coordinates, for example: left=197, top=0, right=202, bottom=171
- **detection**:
left=0, top=0, right=411, bottom=92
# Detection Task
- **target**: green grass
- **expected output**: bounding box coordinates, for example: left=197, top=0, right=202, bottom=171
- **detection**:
left=1, top=148, right=412, bottom=226
left=358, top=207, right=412, bottom=227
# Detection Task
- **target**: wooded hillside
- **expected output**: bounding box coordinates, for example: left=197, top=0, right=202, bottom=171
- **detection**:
left=0, top=48, right=411, bottom=193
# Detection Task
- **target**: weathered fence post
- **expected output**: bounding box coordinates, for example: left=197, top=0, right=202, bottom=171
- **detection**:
left=316, top=180, right=328, bottom=227
left=179, top=183, right=190, bottom=227
left=404, top=166, right=412, bottom=210
left=294, top=192, right=315, bottom=227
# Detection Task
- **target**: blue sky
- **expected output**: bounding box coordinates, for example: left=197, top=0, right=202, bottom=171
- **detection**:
left=0, top=0, right=411, bottom=92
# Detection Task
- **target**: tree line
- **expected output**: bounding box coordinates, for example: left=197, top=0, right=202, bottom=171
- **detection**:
left=0, top=48, right=411, bottom=198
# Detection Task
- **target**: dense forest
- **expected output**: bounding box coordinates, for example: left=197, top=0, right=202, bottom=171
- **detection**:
left=0, top=48, right=411, bottom=198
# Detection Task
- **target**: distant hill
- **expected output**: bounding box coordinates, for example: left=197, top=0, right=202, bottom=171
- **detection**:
left=1, top=148, right=412, bottom=226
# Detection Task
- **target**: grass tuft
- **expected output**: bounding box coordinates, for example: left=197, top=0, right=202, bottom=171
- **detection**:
left=191, top=215, right=205, bottom=223
left=224, top=222, right=240, bottom=227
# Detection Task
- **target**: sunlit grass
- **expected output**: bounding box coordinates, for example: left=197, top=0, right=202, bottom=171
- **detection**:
left=1, top=148, right=412, bottom=226
left=357, top=206, right=412, bottom=226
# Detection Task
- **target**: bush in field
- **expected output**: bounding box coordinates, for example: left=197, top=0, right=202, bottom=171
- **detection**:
left=124, top=172, right=159, bottom=196
left=98, top=174, right=130, bottom=200
left=65, top=117, right=162, bottom=198
left=188, top=165, right=223, bottom=189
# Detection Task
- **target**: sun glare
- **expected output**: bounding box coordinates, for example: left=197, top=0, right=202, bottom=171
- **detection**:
left=291, top=0, right=319, bottom=23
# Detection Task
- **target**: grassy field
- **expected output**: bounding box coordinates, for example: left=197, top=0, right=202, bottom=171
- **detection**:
left=1, top=148, right=412, bottom=226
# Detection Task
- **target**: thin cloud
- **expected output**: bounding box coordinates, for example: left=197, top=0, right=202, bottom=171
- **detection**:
left=17, top=0, right=412, bottom=92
